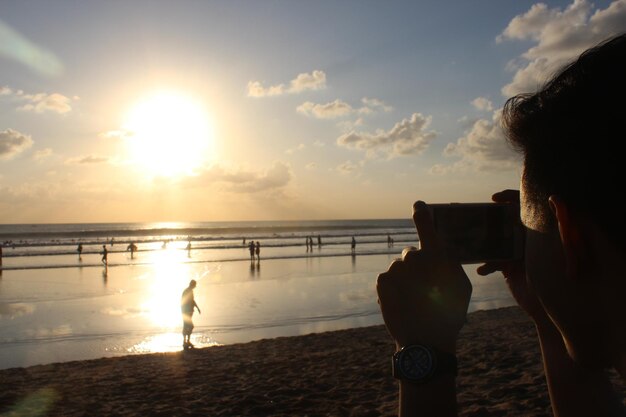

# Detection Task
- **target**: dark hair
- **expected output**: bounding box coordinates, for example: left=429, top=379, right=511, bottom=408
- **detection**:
left=502, top=33, right=626, bottom=247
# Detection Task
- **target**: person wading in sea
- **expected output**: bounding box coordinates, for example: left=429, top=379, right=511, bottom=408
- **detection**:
left=181, top=279, right=201, bottom=349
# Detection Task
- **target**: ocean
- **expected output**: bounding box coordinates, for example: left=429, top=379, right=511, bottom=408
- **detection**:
left=0, top=220, right=515, bottom=370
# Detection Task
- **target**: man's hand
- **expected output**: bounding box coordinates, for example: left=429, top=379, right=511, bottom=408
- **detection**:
left=376, top=201, right=472, bottom=353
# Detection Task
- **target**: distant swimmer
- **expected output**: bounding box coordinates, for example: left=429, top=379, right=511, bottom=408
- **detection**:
left=255, top=241, right=261, bottom=262
left=101, top=245, right=108, bottom=265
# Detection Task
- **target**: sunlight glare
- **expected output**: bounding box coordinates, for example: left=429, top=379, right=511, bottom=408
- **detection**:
left=124, top=91, right=213, bottom=177
left=141, top=247, right=188, bottom=328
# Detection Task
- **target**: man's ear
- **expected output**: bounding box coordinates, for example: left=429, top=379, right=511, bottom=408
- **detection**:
left=548, top=195, right=586, bottom=279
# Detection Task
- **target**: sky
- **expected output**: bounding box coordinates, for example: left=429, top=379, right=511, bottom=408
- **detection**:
left=0, top=0, right=624, bottom=223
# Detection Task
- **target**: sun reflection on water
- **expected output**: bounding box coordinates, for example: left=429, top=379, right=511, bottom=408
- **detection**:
left=141, top=247, right=187, bottom=329
left=128, top=332, right=221, bottom=354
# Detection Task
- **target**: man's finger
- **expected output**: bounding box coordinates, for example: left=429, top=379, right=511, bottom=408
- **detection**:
left=477, top=263, right=499, bottom=276
left=401, top=246, right=418, bottom=260
left=492, top=189, right=520, bottom=204
left=412, top=201, right=439, bottom=250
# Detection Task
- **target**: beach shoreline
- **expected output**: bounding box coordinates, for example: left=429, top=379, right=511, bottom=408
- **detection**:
left=2, top=306, right=623, bottom=416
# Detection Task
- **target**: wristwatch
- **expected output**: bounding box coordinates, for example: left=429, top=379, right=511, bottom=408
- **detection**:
left=392, top=344, right=458, bottom=383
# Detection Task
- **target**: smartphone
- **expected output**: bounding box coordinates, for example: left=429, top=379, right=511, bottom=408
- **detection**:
left=426, top=202, right=524, bottom=264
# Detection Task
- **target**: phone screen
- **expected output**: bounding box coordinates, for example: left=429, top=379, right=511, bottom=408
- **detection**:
left=430, top=203, right=521, bottom=264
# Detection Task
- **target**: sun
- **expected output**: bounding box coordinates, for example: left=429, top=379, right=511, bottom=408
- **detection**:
left=124, top=91, right=213, bottom=177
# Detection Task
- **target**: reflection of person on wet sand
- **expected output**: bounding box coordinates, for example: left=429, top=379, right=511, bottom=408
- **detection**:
left=101, top=245, right=108, bottom=265
left=181, top=279, right=201, bottom=349
left=248, top=241, right=255, bottom=261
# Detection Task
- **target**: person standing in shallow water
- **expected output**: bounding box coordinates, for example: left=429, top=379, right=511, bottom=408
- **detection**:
left=101, top=245, right=108, bottom=265
left=181, top=279, right=201, bottom=349
left=255, top=241, right=261, bottom=262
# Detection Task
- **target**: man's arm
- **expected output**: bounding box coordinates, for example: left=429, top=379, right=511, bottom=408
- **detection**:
left=377, top=202, right=472, bottom=417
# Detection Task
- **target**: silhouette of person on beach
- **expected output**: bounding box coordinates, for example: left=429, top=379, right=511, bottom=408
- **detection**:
left=126, top=242, right=137, bottom=259
left=181, top=279, right=201, bottom=349
left=351, top=236, right=356, bottom=254
left=186, top=240, right=192, bottom=253
left=317, top=234, right=322, bottom=247
left=243, top=238, right=246, bottom=246
left=248, top=241, right=255, bottom=261
left=77, top=243, right=83, bottom=259
left=0, top=244, right=2, bottom=267
left=377, top=35, right=626, bottom=416
left=255, top=241, right=261, bottom=262
left=101, top=245, right=108, bottom=265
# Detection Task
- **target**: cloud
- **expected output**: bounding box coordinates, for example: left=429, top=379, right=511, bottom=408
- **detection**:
left=33, top=148, right=53, bottom=161
left=0, top=128, right=33, bottom=159
left=297, top=99, right=353, bottom=119
left=18, top=92, right=73, bottom=114
left=285, top=143, right=305, bottom=154
left=0, top=19, right=64, bottom=77
left=297, top=97, right=392, bottom=119
left=498, top=0, right=626, bottom=96
left=433, top=110, right=520, bottom=174
left=336, top=113, right=437, bottom=159
left=182, top=161, right=293, bottom=193
left=361, top=97, right=393, bottom=113
left=471, top=97, right=493, bottom=112
left=99, top=129, right=135, bottom=140
left=247, top=70, right=326, bottom=97
left=336, top=160, right=360, bottom=174
left=305, top=162, right=317, bottom=170
left=65, top=155, right=109, bottom=165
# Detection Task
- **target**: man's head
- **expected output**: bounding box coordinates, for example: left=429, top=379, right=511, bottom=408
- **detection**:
left=502, top=33, right=626, bottom=365
left=189, top=279, right=197, bottom=289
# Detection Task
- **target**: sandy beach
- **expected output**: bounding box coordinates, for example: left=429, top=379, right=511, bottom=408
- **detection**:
left=1, top=306, right=623, bottom=416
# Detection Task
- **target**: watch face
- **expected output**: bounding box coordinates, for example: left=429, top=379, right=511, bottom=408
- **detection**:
left=398, top=345, right=435, bottom=381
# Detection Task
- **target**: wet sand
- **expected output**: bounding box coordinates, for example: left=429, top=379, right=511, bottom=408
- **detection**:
left=0, top=306, right=623, bottom=416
